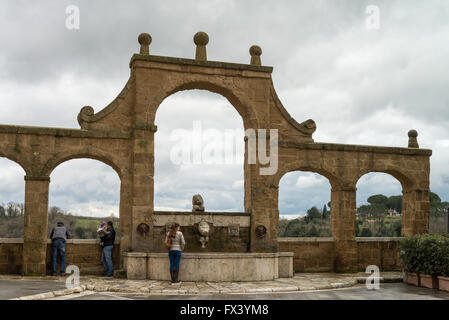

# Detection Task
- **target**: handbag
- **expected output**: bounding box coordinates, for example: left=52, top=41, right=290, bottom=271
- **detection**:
left=165, top=236, right=172, bottom=250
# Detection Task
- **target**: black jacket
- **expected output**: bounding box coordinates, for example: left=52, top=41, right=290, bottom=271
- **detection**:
left=100, top=227, right=115, bottom=247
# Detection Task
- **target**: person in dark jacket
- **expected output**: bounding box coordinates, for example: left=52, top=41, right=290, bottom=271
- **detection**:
left=49, top=221, right=72, bottom=276
left=100, top=221, right=115, bottom=277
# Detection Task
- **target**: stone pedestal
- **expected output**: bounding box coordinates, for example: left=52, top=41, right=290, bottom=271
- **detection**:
left=125, top=252, right=147, bottom=280
left=278, top=252, right=294, bottom=278
left=123, top=252, right=293, bottom=281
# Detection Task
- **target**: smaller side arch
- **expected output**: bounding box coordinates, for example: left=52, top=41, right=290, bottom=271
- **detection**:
left=41, top=151, right=124, bottom=180
left=353, top=169, right=415, bottom=193
left=271, top=161, right=343, bottom=191
left=0, top=152, right=29, bottom=176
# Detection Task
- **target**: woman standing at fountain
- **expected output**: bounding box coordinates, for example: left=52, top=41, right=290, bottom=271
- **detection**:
left=165, top=222, right=185, bottom=284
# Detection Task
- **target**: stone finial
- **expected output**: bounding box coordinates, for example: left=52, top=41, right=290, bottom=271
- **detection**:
left=249, top=45, right=262, bottom=65
left=408, top=129, right=419, bottom=148
left=138, top=33, right=152, bottom=54
left=193, top=31, right=209, bottom=60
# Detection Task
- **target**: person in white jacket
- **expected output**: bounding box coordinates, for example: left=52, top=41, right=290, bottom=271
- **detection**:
left=165, top=222, right=185, bottom=283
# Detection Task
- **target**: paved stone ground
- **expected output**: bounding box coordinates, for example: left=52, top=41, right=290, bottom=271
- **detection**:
left=1, top=272, right=404, bottom=300
left=0, top=278, right=67, bottom=300
left=52, top=283, right=449, bottom=300
left=78, top=272, right=403, bottom=295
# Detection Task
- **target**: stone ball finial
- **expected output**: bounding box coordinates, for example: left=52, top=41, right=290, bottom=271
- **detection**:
left=194, top=31, right=209, bottom=46
left=408, top=129, right=418, bottom=138
left=193, top=31, right=209, bottom=60
left=408, top=129, right=419, bottom=148
left=249, top=45, right=262, bottom=66
left=138, top=33, right=152, bottom=54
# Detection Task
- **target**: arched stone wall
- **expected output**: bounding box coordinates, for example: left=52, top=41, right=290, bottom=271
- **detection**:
left=0, top=33, right=432, bottom=274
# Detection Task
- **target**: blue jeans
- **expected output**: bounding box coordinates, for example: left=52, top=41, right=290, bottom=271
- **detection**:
left=169, top=250, right=182, bottom=271
left=101, top=245, right=114, bottom=275
left=51, top=239, right=66, bottom=275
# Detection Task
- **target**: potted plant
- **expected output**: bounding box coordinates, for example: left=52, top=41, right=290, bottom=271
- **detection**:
left=399, top=235, right=420, bottom=286
left=401, top=233, right=449, bottom=290
left=436, top=235, right=449, bottom=292
left=416, top=234, right=441, bottom=289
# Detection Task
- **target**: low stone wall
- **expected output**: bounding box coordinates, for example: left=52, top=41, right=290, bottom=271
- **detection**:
left=0, top=239, right=23, bottom=274
left=356, top=237, right=402, bottom=271
left=277, top=237, right=402, bottom=272
left=124, top=252, right=294, bottom=281
left=277, top=238, right=335, bottom=272
left=0, top=239, right=119, bottom=275
left=45, top=239, right=120, bottom=275
left=0, top=237, right=402, bottom=275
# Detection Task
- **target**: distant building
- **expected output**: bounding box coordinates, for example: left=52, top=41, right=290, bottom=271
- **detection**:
left=387, top=209, right=401, bottom=217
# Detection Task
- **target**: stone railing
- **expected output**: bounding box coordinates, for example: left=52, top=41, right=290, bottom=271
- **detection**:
left=278, top=237, right=402, bottom=272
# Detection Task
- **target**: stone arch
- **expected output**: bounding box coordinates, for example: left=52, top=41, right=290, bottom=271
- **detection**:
left=354, top=170, right=416, bottom=238
left=0, top=152, right=29, bottom=176
left=353, top=169, right=415, bottom=193
left=272, top=162, right=343, bottom=191
left=273, top=163, right=340, bottom=236
left=277, top=169, right=333, bottom=237
left=150, top=80, right=258, bottom=130
left=42, top=151, right=124, bottom=180
left=153, top=88, right=246, bottom=212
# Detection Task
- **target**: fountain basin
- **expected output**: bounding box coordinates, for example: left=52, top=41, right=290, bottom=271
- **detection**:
left=124, top=252, right=294, bottom=281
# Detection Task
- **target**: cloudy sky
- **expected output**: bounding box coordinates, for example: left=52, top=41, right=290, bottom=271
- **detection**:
left=0, top=1, right=448, bottom=218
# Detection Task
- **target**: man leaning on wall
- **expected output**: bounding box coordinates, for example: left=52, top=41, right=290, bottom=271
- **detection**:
left=49, top=221, right=72, bottom=277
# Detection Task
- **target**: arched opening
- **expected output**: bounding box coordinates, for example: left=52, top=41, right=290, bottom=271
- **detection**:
left=48, top=159, right=120, bottom=239
left=278, top=171, right=332, bottom=237
left=0, top=158, right=25, bottom=238
left=356, top=172, right=403, bottom=237
left=154, top=90, right=245, bottom=212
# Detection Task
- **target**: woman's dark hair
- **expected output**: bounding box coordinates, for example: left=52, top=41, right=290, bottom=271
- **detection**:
left=169, top=222, right=180, bottom=238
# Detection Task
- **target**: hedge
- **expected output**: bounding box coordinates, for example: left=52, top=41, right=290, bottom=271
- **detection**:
left=399, top=233, right=449, bottom=276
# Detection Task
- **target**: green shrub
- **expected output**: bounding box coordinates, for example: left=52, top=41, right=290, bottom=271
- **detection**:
left=399, top=233, right=449, bottom=276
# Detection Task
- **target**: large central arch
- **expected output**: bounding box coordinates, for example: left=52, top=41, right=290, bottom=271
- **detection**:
left=153, top=89, right=245, bottom=212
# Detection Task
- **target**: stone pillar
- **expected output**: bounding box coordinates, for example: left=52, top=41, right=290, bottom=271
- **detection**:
left=118, top=174, right=133, bottom=267
left=250, top=174, right=278, bottom=253
left=22, top=176, right=50, bottom=275
left=402, top=189, right=430, bottom=236
left=331, top=187, right=357, bottom=272
left=131, top=124, right=157, bottom=251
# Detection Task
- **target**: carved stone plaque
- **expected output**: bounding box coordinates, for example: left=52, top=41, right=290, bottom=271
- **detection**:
left=255, top=225, right=267, bottom=238
left=137, top=223, right=150, bottom=236
left=228, top=224, right=240, bottom=237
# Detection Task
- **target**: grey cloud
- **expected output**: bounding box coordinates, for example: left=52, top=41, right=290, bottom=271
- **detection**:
left=0, top=1, right=448, bottom=216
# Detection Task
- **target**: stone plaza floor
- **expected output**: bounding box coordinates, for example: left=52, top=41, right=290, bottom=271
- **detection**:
left=0, top=272, right=410, bottom=300
left=50, top=283, right=449, bottom=300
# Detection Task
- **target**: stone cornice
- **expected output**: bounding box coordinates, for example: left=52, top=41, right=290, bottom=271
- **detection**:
left=153, top=211, right=250, bottom=216
left=0, top=124, right=131, bottom=139
left=129, top=54, right=273, bottom=73
left=133, top=122, right=158, bottom=132
left=279, top=141, right=432, bottom=156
